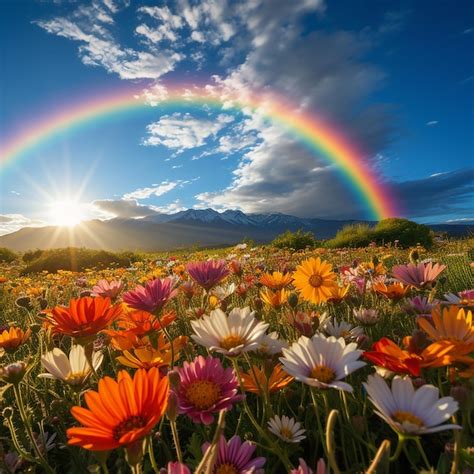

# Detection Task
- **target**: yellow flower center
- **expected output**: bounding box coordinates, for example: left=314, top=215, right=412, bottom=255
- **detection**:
left=216, top=463, right=238, bottom=474
left=279, top=427, right=294, bottom=439
left=393, top=411, right=424, bottom=427
left=113, top=415, right=146, bottom=441
left=65, top=371, right=89, bottom=386
left=310, top=365, right=336, bottom=383
left=220, top=334, right=245, bottom=350
left=186, top=380, right=221, bottom=409
left=309, top=274, right=323, bottom=288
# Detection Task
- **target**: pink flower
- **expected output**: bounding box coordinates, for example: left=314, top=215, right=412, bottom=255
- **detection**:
left=173, top=356, right=243, bottom=425
left=123, top=278, right=177, bottom=313
left=186, top=259, right=230, bottom=291
left=291, top=459, right=327, bottom=474
left=405, top=296, right=439, bottom=318
left=392, top=262, right=446, bottom=289
left=201, top=436, right=266, bottom=473
left=91, top=279, right=123, bottom=299
left=162, top=462, right=191, bottom=474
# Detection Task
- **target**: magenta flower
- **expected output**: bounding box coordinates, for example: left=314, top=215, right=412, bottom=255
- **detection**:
left=392, top=262, right=446, bottom=289
left=201, top=436, right=266, bottom=473
left=186, top=259, right=230, bottom=291
left=91, top=279, right=123, bottom=299
left=163, top=462, right=191, bottom=474
left=291, top=458, right=327, bottom=474
left=405, top=296, right=439, bottom=318
left=173, top=355, right=243, bottom=425
left=123, top=278, right=177, bottom=313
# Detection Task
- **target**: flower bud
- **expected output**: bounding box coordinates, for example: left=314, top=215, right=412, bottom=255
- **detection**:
left=450, top=385, right=469, bottom=408
left=253, top=298, right=263, bottom=311
left=166, top=392, right=179, bottom=422
left=2, top=407, right=14, bottom=419
left=167, top=370, right=181, bottom=390
left=288, top=292, right=299, bottom=308
left=0, top=362, right=27, bottom=384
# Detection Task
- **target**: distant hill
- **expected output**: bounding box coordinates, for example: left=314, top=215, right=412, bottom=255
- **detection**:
left=0, top=208, right=472, bottom=251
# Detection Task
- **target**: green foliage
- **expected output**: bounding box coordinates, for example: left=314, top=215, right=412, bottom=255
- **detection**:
left=327, top=218, right=434, bottom=249
left=271, top=229, right=317, bottom=250
left=22, top=248, right=44, bottom=263
left=0, top=247, right=17, bottom=263
left=21, top=247, right=132, bottom=274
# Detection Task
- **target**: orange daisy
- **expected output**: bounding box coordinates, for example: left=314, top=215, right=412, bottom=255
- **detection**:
left=259, top=271, right=293, bottom=290
left=0, top=326, right=31, bottom=353
left=292, top=257, right=337, bottom=305
left=67, top=368, right=168, bottom=451
left=327, top=284, right=350, bottom=304
left=260, top=288, right=289, bottom=309
left=240, top=364, right=293, bottom=395
left=45, top=297, right=123, bottom=341
left=372, top=281, right=409, bottom=300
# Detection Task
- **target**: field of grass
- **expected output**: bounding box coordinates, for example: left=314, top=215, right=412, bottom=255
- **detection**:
left=0, top=238, right=473, bottom=473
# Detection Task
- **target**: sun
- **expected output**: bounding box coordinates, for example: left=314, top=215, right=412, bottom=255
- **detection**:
left=48, top=199, right=85, bottom=227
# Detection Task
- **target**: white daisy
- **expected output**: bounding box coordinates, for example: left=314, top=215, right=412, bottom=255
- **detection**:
left=353, top=308, right=380, bottom=326
left=257, top=331, right=288, bottom=355
left=268, top=415, right=306, bottom=443
left=190, top=307, right=269, bottom=356
left=363, top=374, right=461, bottom=435
left=211, top=282, right=236, bottom=301
left=39, top=345, right=103, bottom=386
left=279, top=333, right=365, bottom=392
left=320, top=318, right=364, bottom=341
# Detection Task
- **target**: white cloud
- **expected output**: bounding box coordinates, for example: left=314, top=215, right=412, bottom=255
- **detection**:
left=123, top=180, right=182, bottom=200
left=151, top=199, right=187, bottom=214
left=92, top=199, right=158, bottom=218
left=0, top=214, right=45, bottom=236
left=142, top=113, right=234, bottom=150
left=426, top=120, right=438, bottom=126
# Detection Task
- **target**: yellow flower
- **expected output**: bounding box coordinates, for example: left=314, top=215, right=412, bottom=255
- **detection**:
left=259, top=271, right=293, bottom=290
left=327, top=284, right=350, bottom=304
left=418, top=306, right=474, bottom=349
left=260, top=288, right=289, bottom=309
left=292, top=258, right=337, bottom=304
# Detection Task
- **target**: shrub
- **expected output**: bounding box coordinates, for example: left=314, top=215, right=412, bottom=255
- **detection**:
left=21, top=248, right=132, bottom=274
left=327, top=219, right=434, bottom=249
left=22, top=249, right=44, bottom=263
left=271, top=229, right=317, bottom=250
left=0, top=247, right=17, bottom=263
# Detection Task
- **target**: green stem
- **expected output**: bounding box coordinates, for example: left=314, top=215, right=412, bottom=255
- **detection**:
left=170, top=420, right=184, bottom=463
left=388, top=434, right=405, bottom=462
left=13, top=384, right=55, bottom=474
left=101, top=461, right=110, bottom=474
left=414, top=437, right=431, bottom=469
left=147, top=436, right=160, bottom=474
left=310, top=388, right=328, bottom=459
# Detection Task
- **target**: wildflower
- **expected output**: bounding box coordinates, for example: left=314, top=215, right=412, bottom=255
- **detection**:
left=444, top=289, right=474, bottom=306
left=173, top=356, right=243, bottom=425
left=286, top=311, right=317, bottom=337
left=280, top=334, right=365, bottom=392
left=240, top=364, right=293, bottom=395
left=164, top=461, right=191, bottom=474
left=372, top=281, right=409, bottom=300
left=39, top=345, right=103, bottom=386
left=191, top=307, right=269, bottom=356
left=0, top=362, right=27, bottom=384
left=405, top=296, right=439, bottom=318
left=0, top=326, right=31, bottom=353
left=46, top=297, right=122, bottom=341
left=186, top=259, right=229, bottom=291
left=210, top=282, right=236, bottom=301
left=257, top=332, right=288, bottom=355
left=260, top=288, right=289, bottom=309
left=327, top=284, right=350, bottom=304
left=363, top=374, right=461, bottom=435
left=418, top=306, right=474, bottom=348
left=291, top=458, right=327, bottom=474
left=179, top=280, right=201, bottom=299
left=392, top=262, right=446, bottom=289
left=353, top=308, right=380, bottom=326
left=67, top=368, right=168, bottom=451
left=268, top=415, right=306, bottom=443
left=320, top=318, right=364, bottom=342
left=123, top=278, right=177, bottom=314
left=201, top=435, right=266, bottom=473
left=259, top=271, right=293, bottom=290
left=292, top=258, right=337, bottom=304
left=91, top=279, right=123, bottom=299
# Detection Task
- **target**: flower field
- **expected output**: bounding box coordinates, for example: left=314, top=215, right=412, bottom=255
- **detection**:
left=0, top=240, right=473, bottom=473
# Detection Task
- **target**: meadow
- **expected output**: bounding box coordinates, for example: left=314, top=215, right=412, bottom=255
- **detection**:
left=0, top=238, right=473, bottom=473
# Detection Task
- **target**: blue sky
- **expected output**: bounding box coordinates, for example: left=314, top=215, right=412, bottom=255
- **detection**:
left=0, top=0, right=473, bottom=234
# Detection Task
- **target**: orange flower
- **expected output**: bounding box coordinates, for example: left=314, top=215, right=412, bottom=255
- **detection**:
left=358, top=261, right=386, bottom=277
left=327, top=284, right=350, bottom=304
left=240, top=364, right=293, bottom=395
left=372, top=281, right=409, bottom=300
left=67, top=368, right=168, bottom=451
left=259, top=271, right=293, bottom=290
left=46, top=297, right=123, bottom=341
left=260, top=288, right=288, bottom=309
left=116, top=309, right=176, bottom=335
left=0, top=276, right=8, bottom=284
left=0, top=326, right=31, bottom=353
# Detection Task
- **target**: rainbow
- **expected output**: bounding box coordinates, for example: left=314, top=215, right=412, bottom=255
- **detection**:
left=0, top=86, right=399, bottom=220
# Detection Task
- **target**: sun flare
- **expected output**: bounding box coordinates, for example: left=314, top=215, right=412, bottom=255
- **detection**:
left=48, top=200, right=85, bottom=227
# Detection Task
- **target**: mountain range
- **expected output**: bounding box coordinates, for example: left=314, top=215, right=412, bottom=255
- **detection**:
left=0, top=208, right=472, bottom=252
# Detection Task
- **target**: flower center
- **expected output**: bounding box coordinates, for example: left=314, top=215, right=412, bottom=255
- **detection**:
left=310, top=365, right=336, bottom=383
left=220, top=334, right=245, bottom=350
left=393, top=411, right=424, bottom=427
left=65, top=371, right=90, bottom=386
left=113, top=416, right=147, bottom=441
left=216, top=463, right=238, bottom=474
left=186, top=380, right=221, bottom=409
left=279, top=427, right=294, bottom=440
left=309, top=274, right=323, bottom=288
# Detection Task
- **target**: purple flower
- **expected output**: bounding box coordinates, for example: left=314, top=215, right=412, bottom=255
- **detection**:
left=173, top=355, right=243, bottom=425
left=186, top=260, right=230, bottom=291
left=91, top=279, right=123, bottom=299
left=123, top=278, right=177, bottom=313
left=405, top=296, right=439, bottom=318
left=392, top=262, right=446, bottom=289
left=160, top=462, right=191, bottom=474
left=202, top=435, right=266, bottom=473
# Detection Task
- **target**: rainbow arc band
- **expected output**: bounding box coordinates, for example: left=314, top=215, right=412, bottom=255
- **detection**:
left=0, top=86, right=399, bottom=221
